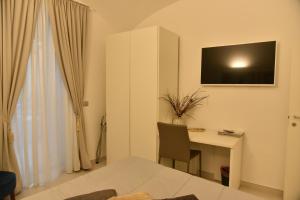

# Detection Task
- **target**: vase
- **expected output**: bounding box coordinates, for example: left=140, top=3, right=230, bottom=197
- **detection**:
left=172, top=117, right=185, bottom=125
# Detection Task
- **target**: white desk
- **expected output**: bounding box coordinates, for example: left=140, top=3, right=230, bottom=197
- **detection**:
left=188, top=130, right=243, bottom=189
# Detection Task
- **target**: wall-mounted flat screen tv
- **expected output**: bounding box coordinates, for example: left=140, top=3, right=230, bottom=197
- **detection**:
left=201, top=41, right=277, bottom=85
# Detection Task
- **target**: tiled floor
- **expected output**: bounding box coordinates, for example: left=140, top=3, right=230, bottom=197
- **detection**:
left=16, top=161, right=105, bottom=200
left=16, top=162, right=283, bottom=200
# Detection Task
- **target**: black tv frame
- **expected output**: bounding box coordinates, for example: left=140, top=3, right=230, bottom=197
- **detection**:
left=200, top=41, right=277, bottom=86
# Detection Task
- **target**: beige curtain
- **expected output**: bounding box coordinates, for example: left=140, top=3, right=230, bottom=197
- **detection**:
left=48, top=0, right=91, bottom=169
left=0, top=0, right=41, bottom=192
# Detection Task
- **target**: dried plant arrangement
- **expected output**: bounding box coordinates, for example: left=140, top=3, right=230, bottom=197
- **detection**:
left=161, top=89, right=208, bottom=123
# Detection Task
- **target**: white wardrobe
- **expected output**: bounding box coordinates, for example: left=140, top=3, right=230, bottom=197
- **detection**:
left=106, top=26, right=179, bottom=164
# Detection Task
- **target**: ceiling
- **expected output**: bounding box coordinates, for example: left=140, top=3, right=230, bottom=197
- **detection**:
left=84, top=0, right=180, bottom=30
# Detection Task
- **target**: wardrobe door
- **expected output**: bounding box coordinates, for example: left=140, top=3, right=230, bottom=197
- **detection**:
left=158, top=28, right=179, bottom=123
left=106, top=32, right=131, bottom=164
left=130, top=27, right=159, bottom=161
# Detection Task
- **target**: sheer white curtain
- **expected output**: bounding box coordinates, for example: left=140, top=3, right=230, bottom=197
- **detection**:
left=12, top=0, right=80, bottom=188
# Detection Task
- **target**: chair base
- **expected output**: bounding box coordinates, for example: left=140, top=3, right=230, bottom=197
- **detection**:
left=188, top=151, right=202, bottom=177
left=0, top=171, right=16, bottom=200
left=159, top=152, right=202, bottom=177
left=11, top=192, right=16, bottom=200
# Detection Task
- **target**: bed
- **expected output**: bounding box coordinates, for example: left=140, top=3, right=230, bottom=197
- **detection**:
left=22, top=157, right=263, bottom=200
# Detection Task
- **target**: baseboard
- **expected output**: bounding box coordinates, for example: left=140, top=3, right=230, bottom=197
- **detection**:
left=199, top=170, right=283, bottom=196
left=91, top=156, right=106, bottom=165
left=240, top=181, right=283, bottom=195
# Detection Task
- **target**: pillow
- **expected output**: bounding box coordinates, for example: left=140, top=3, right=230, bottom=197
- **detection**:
left=161, top=194, right=198, bottom=200
left=108, top=192, right=152, bottom=200
left=65, top=189, right=117, bottom=200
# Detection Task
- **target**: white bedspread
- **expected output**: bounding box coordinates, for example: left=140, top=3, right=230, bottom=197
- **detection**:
left=22, top=157, right=263, bottom=200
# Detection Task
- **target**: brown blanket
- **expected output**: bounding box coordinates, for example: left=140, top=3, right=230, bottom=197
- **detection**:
left=65, top=189, right=198, bottom=200
left=65, top=189, right=117, bottom=200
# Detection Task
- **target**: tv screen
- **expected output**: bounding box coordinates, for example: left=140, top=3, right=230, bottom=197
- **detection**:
left=201, top=41, right=277, bottom=85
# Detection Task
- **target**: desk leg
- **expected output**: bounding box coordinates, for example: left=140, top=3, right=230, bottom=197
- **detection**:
left=229, top=138, right=243, bottom=189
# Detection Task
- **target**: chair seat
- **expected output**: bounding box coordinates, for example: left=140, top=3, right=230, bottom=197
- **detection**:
left=0, top=171, right=16, bottom=199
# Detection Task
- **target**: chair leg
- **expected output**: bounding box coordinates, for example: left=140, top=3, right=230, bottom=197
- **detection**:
left=187, top=162, right=190, bottom=174
left=158, top=156, right=161, bottom=164
left=199, top=152, right=202, bottom=177
left=10, top=192, right=16, bottom=200
left=172, top=159, right=175, bottom=169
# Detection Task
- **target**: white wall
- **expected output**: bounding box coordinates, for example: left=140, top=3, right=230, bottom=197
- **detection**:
left=136, top=0, right=300, bottom=189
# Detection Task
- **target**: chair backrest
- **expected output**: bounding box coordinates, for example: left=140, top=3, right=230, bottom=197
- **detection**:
left=157, top=122, right=190, bottom=163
